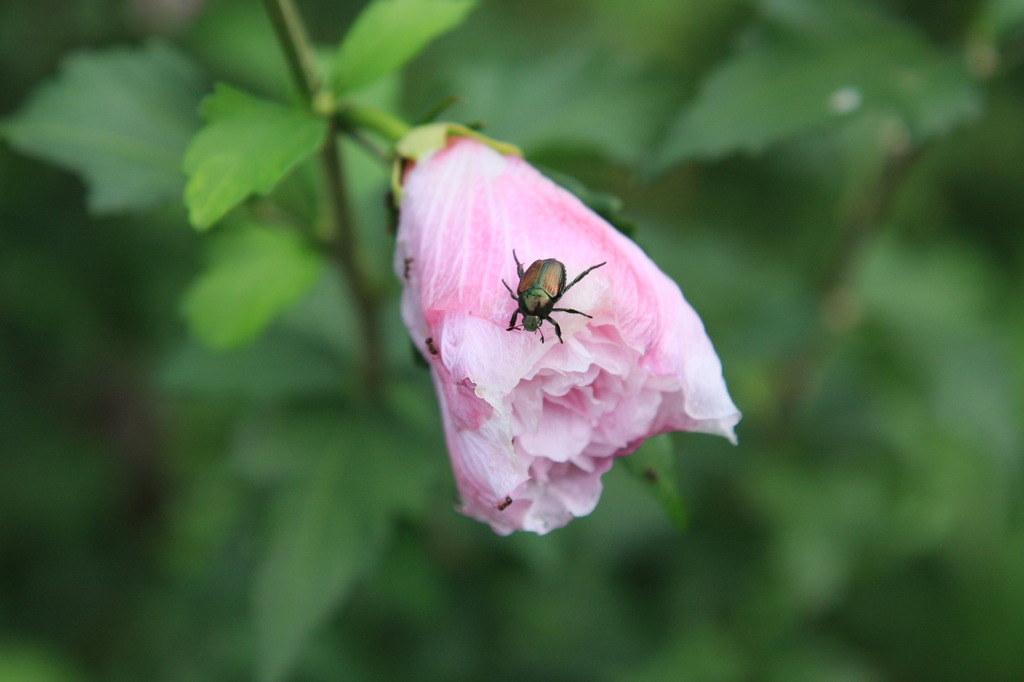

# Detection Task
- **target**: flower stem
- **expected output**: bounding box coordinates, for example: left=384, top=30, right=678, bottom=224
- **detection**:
left=261, top=0, right=320, bottom=99
left=338, top=103, right=411, bottom=143
left=263, top=0, right=385, bottom=400
left=319, top=119, right=386, bottom=399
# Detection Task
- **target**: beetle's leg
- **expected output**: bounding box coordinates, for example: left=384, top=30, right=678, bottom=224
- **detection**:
left=561, top=261, right=608, bottom=296
left=513, top=249, right=525, bottom=278
left=550, top=318, right=563, bottom=344
left=507, top=309, right=519, bottom=331
left=552, top=307, right=593, bottom=319
left=502, top=279, right=517, bottom=301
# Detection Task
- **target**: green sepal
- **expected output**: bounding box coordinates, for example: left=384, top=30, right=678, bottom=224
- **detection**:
left=623, top=434, right=689, bottom=533
left=390, top=122, right=521, bottom=203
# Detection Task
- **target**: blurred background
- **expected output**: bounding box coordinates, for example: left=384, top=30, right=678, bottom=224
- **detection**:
left=2, top=0, right=1023, bottom=680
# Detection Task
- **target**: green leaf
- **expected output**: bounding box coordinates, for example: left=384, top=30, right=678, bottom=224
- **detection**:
left=2, top=40, right=206, bottom=214
left=655, top=0, right=981, bottom=167
left=180, top=221, right=324, bottom=350
left=249, top=405, right=443, bottom=682
left=163, top=265, right=359, bottom=398
left=182, top=84, right=327, bottom=230
left=623, top=434, right=688, bottom=532
left=332, top=0, right=476, bottom=94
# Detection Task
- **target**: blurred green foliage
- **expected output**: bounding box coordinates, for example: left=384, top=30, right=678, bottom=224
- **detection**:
left=2, top=0, right=1023, bottom=680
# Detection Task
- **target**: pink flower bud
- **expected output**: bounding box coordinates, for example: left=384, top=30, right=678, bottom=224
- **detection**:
left=395, top=136, right=740, bottom=534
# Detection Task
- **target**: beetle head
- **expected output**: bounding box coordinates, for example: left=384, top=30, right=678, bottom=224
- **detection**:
left=522, top=315, right=541, bottom=332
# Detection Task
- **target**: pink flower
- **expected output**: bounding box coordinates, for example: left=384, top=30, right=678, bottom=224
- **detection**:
left=395, top=134, right=740, bottom=535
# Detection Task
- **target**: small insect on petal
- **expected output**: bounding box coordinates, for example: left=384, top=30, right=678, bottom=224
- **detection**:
left=497, top=496, right=513, bottom=511
left=505, top=252, right=605, bottom=344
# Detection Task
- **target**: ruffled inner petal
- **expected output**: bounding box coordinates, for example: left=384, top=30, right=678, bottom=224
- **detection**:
left=518, top=458, right=614, bottom=534
left=503, top=323, right=699, bottom=532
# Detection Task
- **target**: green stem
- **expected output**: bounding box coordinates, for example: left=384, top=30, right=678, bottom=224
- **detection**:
left=338, top=103, right=411, bottom=143
left=261, top=0, right=320, bottom=99
left=319, top=119, right=385, bottom=399
left=263, top=0, right=385, bottom=400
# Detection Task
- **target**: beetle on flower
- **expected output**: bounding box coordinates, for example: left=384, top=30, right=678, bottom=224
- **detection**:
left=393, top=125, right=740, bottom=535
left=503, top=250, right=606, bottom=344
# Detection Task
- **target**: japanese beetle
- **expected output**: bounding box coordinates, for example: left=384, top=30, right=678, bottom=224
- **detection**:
left=502, top=250, right=606, bottom=344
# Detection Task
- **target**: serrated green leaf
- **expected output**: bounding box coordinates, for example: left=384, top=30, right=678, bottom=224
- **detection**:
left=332, top=0, right=476, bottom=94
left=182, top=84, right=327, bottom=229
left=250, top=406, right=443, bottom=682
left=623, top=434, right=689, bottom=532
left=2, top=40, right=205, bottom=214
left=180, top=222, right=324, bottom=350
left=656, top=0, right=981, bottom=168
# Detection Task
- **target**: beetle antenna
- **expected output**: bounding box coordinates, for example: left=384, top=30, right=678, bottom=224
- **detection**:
left=512, top=249, right=525, bottom=277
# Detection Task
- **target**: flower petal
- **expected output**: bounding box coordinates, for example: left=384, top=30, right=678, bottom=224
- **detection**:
left=396, top=136, right=740, bottom=534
